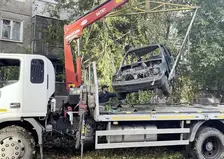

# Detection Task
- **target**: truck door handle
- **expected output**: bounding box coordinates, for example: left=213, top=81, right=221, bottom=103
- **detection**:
left=10, top=103, right=20, bottom=108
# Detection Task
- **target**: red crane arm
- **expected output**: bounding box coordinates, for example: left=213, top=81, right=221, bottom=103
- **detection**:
left=64, top=0, right=129, bottom=89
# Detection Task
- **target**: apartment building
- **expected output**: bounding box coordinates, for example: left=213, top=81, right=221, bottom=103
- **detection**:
left=0, top=0, right=32, bottom=53
left=0, top=0, right=70, bottom=79
left=0, top=0, right=72, bottom=101
left=32, top=0, right=73, bottom=98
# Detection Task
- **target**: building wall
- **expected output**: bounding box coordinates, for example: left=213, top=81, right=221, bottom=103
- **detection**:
left=31, top=15, right=64, bottom=58
left=0, top=0, right=68, bottom=96
left=32, top=0, right=67, bottom=84
left=0, top=0, right=32, bottom=53
left=32, top=0, right=72, bottom=20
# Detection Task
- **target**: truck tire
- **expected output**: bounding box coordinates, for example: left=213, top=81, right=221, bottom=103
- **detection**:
left=161, top=76, right=171, bottom=96
left=193, top=127, right=224, bottom=159
left=0, top=125, right=35, bottom=159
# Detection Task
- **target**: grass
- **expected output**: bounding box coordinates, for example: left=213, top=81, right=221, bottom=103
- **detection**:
left=44, top=147, right=184, bottom=159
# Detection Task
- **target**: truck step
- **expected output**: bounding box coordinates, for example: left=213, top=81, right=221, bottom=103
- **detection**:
left=95, top=140, right=189, bottom=149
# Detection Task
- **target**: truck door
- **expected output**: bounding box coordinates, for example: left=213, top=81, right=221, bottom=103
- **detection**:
left=22, top=58, right=48, bottom=116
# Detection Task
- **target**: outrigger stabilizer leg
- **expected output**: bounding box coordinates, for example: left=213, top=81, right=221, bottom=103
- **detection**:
left=80, top=112, right=86, bottom=159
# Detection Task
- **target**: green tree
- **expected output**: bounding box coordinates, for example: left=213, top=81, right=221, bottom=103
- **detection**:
left=46, top=0, right=200, bottom=103
left=176, top=0, right=224, bottom=101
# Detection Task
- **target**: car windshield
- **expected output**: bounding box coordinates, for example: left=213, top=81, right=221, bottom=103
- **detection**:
left=0, top=58, right=20, bottom=88
left=123, top=45, right=161, bottom=66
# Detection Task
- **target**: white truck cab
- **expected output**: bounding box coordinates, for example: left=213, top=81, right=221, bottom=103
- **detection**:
left=0, top=53, right=56, bottom=159
left=0, top=53, right=55, bottom=119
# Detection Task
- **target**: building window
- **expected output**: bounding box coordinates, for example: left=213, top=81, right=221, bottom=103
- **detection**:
left=0, top=19, right=23, bottom=42
left=30, top=59, right=44, bottom=84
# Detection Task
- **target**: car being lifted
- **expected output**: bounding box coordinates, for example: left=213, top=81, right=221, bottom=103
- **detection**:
left=112, top=44, right=175, bottom=99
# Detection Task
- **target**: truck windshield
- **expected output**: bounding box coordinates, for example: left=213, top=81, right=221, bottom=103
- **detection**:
left=0, top=59, right=20, bottom=88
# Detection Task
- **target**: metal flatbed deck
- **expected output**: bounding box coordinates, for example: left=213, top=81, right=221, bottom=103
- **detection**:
left=83, top=62, right=224, bottom=152
left=97, top=104, right=224, bottom=121
left=94, top=104, right=224, bottom=149
left=100, top=104, right=224, bottom=114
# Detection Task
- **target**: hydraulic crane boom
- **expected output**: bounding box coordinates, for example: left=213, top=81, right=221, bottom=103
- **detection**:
left=64, top=0, right=129, bottom=89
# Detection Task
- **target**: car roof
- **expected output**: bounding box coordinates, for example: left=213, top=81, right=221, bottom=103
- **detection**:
left=124, top=44, right=166, bottom=57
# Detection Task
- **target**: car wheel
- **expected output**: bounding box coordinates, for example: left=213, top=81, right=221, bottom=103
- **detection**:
left=192, top=127, right=224, bottom=159
left=117, top=93, right=126, bottom=100
left=161, top=76, right=171, bottom=96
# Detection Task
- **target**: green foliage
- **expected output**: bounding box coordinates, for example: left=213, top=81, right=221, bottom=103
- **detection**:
left=126, top=90, right=154, bottom=105
left=176, top=0, right=224, bottom=99
left=46, top=0, right=192, bottom=101
left=0, top=66, right=19, bottom=81
left=75, top=4, right=175, bottom=94
left=45, top=0, right=224, bottom=103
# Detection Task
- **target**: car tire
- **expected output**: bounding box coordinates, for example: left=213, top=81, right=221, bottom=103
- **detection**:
left=0, top=125, right=35, bottom=159
left=117, top=93, right=127, bottom=100
left=161, top=76, right=171, bottom=96
left=192, top=126, right=224, bottom=159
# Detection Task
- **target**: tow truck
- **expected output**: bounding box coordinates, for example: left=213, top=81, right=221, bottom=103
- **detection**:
left=1, top=1, right=224, bottom=159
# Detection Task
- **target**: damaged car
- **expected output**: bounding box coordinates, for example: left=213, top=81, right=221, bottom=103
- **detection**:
left=112, top=44, right=175, bottom=99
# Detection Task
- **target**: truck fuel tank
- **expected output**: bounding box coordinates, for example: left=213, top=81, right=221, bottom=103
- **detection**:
left=106, top=124, right=157, bottom=143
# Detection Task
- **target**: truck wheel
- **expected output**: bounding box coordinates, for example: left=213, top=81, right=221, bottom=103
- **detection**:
left=193, top=127, right=224, bottom=159
left=0, top=125, right=35, bottom=159
left=161, top=76, right=171, bottom=96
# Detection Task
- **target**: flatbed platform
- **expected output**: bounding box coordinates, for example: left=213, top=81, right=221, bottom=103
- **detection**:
left=97, top=103, right=224, bottom=121
left=100, top=104, right=224, bottom=114
left=81, top=62, right=224, bottom=154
